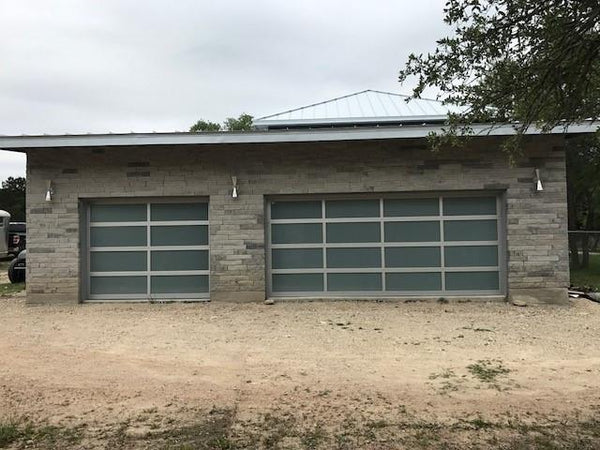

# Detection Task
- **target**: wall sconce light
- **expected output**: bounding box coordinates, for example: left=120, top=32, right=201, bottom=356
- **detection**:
left=45, top=180, right=54, bottom=202
left=534, top=168, right=543, bottom=192
left=231, top=176, right=239, bottom=199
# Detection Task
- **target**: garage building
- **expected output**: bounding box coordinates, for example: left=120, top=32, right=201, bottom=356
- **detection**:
left=0, top=90, right=593, bottom=304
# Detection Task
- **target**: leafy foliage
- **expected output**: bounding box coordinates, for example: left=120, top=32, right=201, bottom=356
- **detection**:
left=189, top=120, right=222, bottom=132
left=223, top=113, right=253, bottom=131
left=0, top=176, right=26, bottom=221
left=190, top=113, right=253, bottom=132
left=566, top=136, right=600, bottom=268
left=399, top=0, right=600, bottom=154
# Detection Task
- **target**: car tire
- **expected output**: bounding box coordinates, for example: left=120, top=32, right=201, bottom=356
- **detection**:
left=7, top=259, right=25, bottom=283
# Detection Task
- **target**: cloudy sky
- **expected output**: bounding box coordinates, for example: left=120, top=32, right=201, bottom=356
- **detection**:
left=0, top=0, right=448, bottom=182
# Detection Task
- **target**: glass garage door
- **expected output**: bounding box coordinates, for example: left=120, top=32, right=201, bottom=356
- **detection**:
left=268, top=195, right=504, bottom=297
left=87, top=201, right=209, bottom=301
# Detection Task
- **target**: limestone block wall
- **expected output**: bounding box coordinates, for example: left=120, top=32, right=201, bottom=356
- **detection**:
left=24, top=135, right=568, bottom=304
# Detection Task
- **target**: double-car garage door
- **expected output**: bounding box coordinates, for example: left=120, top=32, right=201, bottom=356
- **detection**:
left=267, top=194, right=504, bottom=297
left=86, top=200, right=209, bottom=301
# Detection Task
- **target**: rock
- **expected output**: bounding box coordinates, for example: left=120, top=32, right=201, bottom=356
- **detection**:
left=510, top=295, right=531, bottom=307
left=264, top=299, right=275, bottom=305
left=587, top=292, right=600, bottom=303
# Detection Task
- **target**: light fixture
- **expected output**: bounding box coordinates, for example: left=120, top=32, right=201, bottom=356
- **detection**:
left=534, top=168, right=543, bottom=192
left=231, top=176, right=238, bottom=199
left=45, top=180, right=54, bottom=202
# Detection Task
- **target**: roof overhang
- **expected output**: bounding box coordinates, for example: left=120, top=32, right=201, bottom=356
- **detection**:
left=0, top=121, right=597, bottom=152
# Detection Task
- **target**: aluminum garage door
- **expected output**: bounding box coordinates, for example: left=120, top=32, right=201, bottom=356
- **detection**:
left=86, top=200, right=209, bottom=301
left=267, top=195, right=504, bottom=297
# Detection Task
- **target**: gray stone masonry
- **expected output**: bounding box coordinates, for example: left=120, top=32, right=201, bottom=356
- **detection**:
left=24, top=135, right=569, bottom=304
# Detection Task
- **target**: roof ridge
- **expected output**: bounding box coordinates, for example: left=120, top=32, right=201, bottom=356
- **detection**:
left=257, top=90, right=371, bottom=120
left=366, top=89, right=443, bottom=103
left=256, top=90, right=444, bottom=121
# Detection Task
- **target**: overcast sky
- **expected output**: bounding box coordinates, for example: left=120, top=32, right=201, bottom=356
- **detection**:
left=0, top=0, right=448, bottom=183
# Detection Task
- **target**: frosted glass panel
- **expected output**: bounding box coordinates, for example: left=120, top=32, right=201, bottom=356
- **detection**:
left=326, top=223, right=380, bottom=243
left=151, top=225, right=208, bottom=246
left=90, top=226, right=147, bottom=247
left=444, top=220, right=497, bottom=241
left=384, top=198, right=438, bottom=217
left=90, top=204, right=146, bottom=222
left=90, top=276, right=147, bottom=295
left=327, top=273, right=382, bottom=291
left=272, top=249, right=323, bottom=269
left=385, top=247, right=441, bottom=268
left=327, top=248, right=381, bottom=268
left=151, top=203, right=208, bottom=221
left=326, top=200, right=379, bottom=218
left=443, top=197, right=496, bottom=215
left=386, top=273, right=442, bottom=291
left=445, top=271, right=499, bottom=290
left=267, top=195, right=502, bottom=296
left=445, top=246, right=498, bottom=267
left=272, top=224, right=322, bottom=244
left=151, top=275, right=209, bottom=293
left=272, top=274, right=323, bottom=292
left=271, top=201, right=322, bottom=219
left=151, top=250, right=208, bottom=271
left=91, top=251, right=147, bottom=272
left=384, top=221, right=440, bottom=242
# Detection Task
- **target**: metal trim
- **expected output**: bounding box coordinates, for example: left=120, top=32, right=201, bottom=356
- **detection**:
left=0, top=122, right=597, bottom=151
left=90, top=220, right=209, bottom=227
left=270, top=241, right=499, bottom=249
left=268, top=215, right=498, bottom=224
left=89, top=245, right=209, bottom=251
left=90, top=270, right=209, bottom=276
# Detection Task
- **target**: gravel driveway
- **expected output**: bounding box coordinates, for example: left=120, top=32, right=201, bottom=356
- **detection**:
left=1, top=297, right=599, bottom=447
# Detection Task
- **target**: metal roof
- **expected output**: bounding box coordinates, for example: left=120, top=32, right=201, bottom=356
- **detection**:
left=253, top=89, right=462, bottom=129
left=0, top=122, right=598, bottom=151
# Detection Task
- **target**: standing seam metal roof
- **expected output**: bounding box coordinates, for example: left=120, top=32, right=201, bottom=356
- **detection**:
left=253, top=89, right=460, bottom=128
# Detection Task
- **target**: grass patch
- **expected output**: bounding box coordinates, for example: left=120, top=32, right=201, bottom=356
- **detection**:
left=0, top=419, right=84, bottom=448
left=428, top=369, right=456, bottom=380
left=428, top=369, right=464, bottom=394
left=467, top=359, right=510, bottom=383
left=571, top=254, right=600, bottom=291
left=300, top=423, right=327, bottom=449
left=109, top=406, right=237, bottom=449
left=0, top=257, right=24, bottom=297
left=0, top=282, right=25, bottom=297
left=4, top=412, right=600, bottom=449
left=0, top=422, right=20, bottom=447
left=0, top=259, right=11, bottom=272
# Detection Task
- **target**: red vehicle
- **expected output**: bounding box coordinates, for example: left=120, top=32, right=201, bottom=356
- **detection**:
left=8, top=222, right=26, bottom=257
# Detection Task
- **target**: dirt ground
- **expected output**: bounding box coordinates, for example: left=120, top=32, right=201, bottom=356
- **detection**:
left=1, top=296, right=600, bottom=448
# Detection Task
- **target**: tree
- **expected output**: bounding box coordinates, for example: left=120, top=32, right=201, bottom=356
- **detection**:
left=399, top=0, right=600, bottom=155
left=0, top=176, right=26, bottom=221
left=190, top=113, right=253, bottom=132
left=566, top=136, right=600, bottom=270
left=189, top=120, right=222, bottom=132
left=223, top=113, right=253, bottom=131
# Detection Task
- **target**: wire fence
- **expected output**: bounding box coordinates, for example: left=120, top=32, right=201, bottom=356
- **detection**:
left=568, top=231, right=600, bottom=270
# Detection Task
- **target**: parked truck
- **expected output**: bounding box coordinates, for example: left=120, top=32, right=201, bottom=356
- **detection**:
left=8, top=222, right=26, bottom=256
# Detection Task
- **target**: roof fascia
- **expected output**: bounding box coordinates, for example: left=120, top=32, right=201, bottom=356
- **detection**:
left=0, top=122, right=597, bottom=151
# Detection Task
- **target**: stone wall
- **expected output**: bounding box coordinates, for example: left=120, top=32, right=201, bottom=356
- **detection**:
left=24, top=135, right=569, bottom=304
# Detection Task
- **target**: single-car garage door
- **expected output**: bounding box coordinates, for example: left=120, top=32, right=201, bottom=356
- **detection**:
left=267, top=194, right=504, bottom=297
left=86, top=200, right=209, bottom=301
